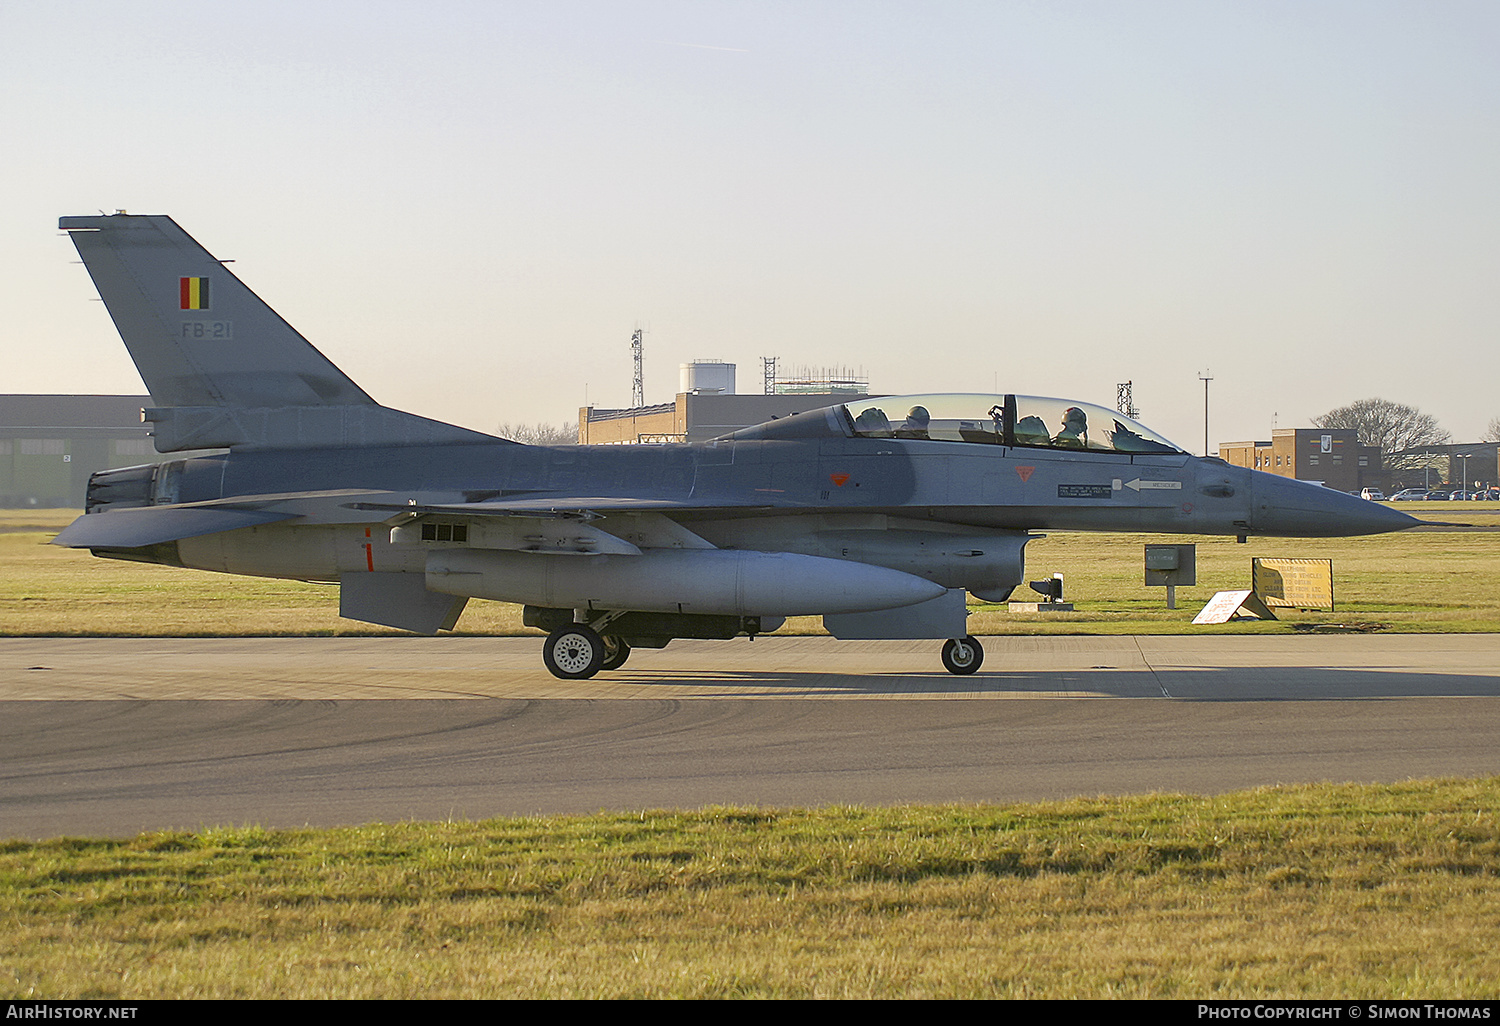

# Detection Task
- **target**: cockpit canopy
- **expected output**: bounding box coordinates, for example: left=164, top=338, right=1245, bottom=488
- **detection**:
left=840, top=394, right=1187, bottom=455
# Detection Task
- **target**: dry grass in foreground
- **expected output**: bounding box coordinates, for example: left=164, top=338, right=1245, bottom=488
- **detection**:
left=3, top=778, right=1498, bottom=999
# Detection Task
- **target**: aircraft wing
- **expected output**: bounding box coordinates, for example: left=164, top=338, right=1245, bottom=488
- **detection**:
left=54, top=493, right=757, bottom=552
left=53, top=507, right=297, bottom=549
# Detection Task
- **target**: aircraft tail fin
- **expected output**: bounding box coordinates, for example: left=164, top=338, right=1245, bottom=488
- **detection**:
left=59, top=214, right=494, bottom=450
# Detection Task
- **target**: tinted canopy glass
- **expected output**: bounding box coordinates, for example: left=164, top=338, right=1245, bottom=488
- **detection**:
left=841, top=394, right=1186, bottom=454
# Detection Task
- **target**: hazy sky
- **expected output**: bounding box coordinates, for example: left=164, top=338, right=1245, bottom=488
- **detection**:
left=4, top=0, right=1498, bottom=449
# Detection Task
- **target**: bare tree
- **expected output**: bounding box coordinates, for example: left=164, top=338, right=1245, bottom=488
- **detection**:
left=1313, top=398, right=1450, bottom=454
left=497, top=421, right=578, bottom=445
left=1484, top=416, right=1500, bottom=443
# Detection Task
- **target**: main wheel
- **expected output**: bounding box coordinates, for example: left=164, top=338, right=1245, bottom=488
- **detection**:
left=941, top=635, right=984, bottom=675
left=599, top=635, right=631, bottom=671
left=543, top=625, right=606, bottom=680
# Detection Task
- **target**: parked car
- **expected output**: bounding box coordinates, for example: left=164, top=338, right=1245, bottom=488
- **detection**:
left=1360, top=488, right=1386, bottom=501
left=1426, top=490, right=1451, bottom=500
left=1390, top=488, right=1428, bottom=501
left=1450, top=491, right=1474, bottom=501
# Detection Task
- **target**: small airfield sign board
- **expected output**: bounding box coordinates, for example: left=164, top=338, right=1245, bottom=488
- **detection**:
left=1193, top=590, right=1278, bottom=624
left=1253, top=557, right=1334, bottom=611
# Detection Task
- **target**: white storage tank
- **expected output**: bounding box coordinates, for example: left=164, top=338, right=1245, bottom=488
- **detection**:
left=680, top=360, right=736, bottom=395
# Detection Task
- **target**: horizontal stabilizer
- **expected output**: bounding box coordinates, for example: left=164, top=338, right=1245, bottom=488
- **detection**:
left=52, top=507, right=295, bottom=549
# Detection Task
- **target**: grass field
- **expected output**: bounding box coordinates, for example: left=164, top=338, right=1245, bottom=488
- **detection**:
left=5, top=506, right=1499, bottom=636
left=5, top=508, right=1498, bottom=998
left=2, top=778, right=1497, bottom=999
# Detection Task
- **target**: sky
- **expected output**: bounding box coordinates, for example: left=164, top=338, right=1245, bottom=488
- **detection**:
left=3, top=0, right=1498, bottom=451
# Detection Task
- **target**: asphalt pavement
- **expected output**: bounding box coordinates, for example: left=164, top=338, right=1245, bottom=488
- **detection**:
left=3, top=634, right=1498, bottom=838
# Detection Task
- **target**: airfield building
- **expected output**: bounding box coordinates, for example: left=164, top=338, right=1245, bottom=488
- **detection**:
left=0, top=395, right=222, bottom=508
left=1219, top=428, right=1383, bottom=494
left=1221, top=428, right=1499, bottom=493
left=1383, top=443, right=1499, bottom=492
left=579, top=392, right=874, bottom=444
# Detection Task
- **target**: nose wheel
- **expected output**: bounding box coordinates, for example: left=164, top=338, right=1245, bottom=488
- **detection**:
left=543, top=625, right=606, bottom=680
left=941, top=635, right=984, bottom=675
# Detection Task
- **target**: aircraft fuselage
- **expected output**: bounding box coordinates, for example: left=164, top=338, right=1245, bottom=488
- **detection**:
left=52, top=213, right=1422, bottom=678
left=99, top=413, right=1408, bottom=587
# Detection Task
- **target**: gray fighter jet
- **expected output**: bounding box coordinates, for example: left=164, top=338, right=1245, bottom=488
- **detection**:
left=52, top=214, right=1421, bottom=678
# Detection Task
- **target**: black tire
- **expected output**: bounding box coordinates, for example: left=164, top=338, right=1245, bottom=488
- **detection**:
left=941, top=635, right=984, bottom=675
left=543, top=625, right=605, bottom=680
left=599, top=635, right=631, bottom=671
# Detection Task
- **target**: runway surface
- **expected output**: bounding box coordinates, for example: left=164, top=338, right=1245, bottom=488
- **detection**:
left=3, top=634, right=1499, bottom=838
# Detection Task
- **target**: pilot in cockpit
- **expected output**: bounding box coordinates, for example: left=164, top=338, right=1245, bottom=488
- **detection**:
left=1053, top=407, right=1088, bottom=448
left=1013, top=414, right=1050, bottom=446
left=853, top=406, right=892, bottom=436
left=895, top=405, right=931, bottom=440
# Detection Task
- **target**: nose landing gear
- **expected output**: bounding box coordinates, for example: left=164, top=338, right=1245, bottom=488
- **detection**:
left=941, top=635, right=984, bottom=675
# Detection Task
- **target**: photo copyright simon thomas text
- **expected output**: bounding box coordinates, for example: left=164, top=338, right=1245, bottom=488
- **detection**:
left=1198, top=1006, right=1492, bottom=1020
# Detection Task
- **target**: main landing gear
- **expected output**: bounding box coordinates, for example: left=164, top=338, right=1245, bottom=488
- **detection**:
left=542, top=625, right=603, bottom=679
left=599, top=635, right=631, bottom=671
left=542, top=626, right=631, bottom=680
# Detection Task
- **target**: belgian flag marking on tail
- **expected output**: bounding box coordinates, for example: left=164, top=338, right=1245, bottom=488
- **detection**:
left=179, top=276, right=210, bottom=310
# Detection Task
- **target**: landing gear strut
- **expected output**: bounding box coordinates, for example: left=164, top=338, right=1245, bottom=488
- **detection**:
left=599, top=635, right=631, bottom=671
left=941, top=635, right=984, bottom=675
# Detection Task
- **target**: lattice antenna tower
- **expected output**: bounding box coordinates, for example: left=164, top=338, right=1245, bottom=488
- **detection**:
left=1116, top=381, right=1139, bottom=420
left=761, top=356, right=778, bottom=395
left=631, top=328, right=644, bottom=408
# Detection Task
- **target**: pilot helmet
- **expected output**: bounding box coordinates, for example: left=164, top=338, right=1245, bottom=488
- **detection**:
left=906, top=405, right=930, bottom=425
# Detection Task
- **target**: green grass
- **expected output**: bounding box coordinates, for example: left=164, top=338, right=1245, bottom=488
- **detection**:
left=7, top=512, right=1499, bottom=997
left=3, top=778, right=1498, bottom=998
left=972, top=515, right=1500, bottom=634
left=6, top=507, right=1499, bottom=636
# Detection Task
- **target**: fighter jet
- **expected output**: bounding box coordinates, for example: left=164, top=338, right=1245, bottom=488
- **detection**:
left=52, top=214, right=1421, bottom=678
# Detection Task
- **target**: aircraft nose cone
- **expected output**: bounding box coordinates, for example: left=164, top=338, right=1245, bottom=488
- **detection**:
left=1251, top=474, right=1423, bottom=537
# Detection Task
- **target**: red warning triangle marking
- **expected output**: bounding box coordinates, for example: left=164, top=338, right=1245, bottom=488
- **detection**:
left=830, top=473, right=850, bottom=487
left=1015, top=466, right=1035, bottom=482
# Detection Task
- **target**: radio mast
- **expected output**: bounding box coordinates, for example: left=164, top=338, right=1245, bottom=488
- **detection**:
left=631, top=328, right=644, bottom=408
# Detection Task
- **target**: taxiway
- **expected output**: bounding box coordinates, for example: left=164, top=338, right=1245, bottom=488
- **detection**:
left=3, top=634, right=1498, bottom=839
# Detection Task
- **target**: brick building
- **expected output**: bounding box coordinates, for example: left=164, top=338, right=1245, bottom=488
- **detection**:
left=1219, top=428, right=1383, bottom=493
